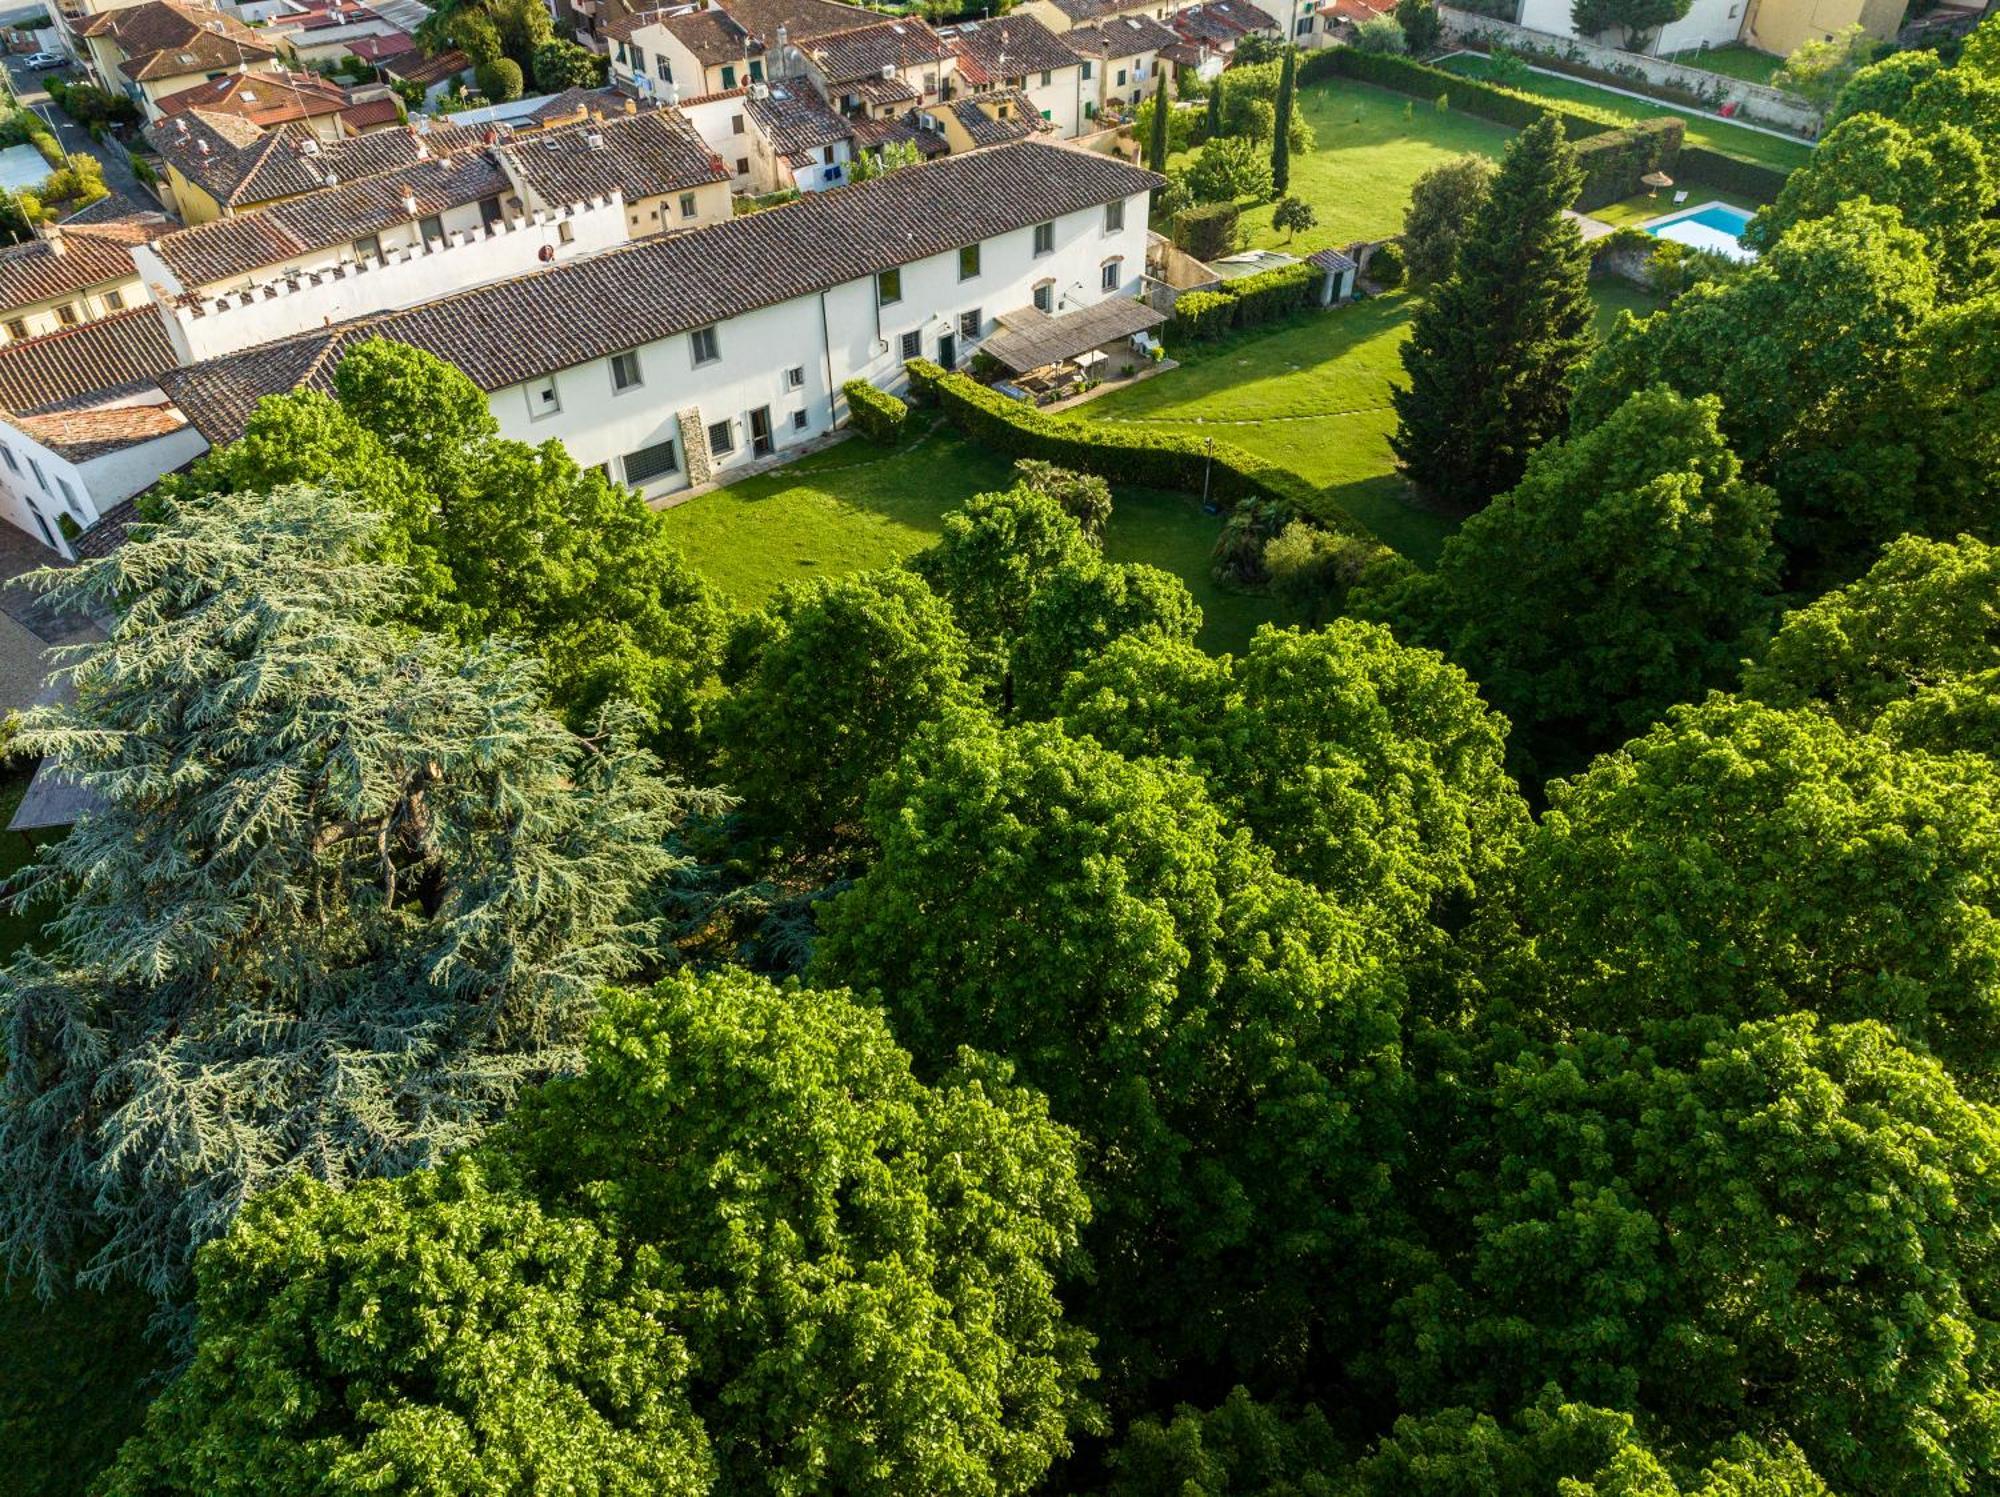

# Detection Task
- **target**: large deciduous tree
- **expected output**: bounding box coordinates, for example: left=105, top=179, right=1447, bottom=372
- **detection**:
left=1354, top=385, right=1779, bottom=772
left=1400, top=152, right=1496, bottom=284
left=0, top=486, right=704, bottom=1309
left=811, top=714, right=1410, bottom=1388
left=1010, top=560, right=1201, bottom=717
left=1392, top=115, right=1594, bottom=509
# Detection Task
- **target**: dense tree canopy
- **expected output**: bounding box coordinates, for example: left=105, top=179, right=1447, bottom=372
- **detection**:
left=1399, top=153, right=1495, bottom=284
left=1356, top=386, right=1778, bottom=771
left=812, top=714, right=1410, bottom=1387
left=1010, top=560, right=1201, bottom=717
left=0, top=486, right=701, bottom=1309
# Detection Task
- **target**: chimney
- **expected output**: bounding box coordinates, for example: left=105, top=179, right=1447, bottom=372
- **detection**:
left=42, top=225, right=65, bottom=256
left=401, top=189, right=417, bottom=214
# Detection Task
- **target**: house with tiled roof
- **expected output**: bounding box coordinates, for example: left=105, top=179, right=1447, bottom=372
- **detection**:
left=1172, top=0, right=1281, bottom=57
left=742, top=83, right=855, bottom=193
left=380, top=48, right=472, bottom=109
left=261, top=0, right=407, bottom=67
left=497, top=107, right=731, bottom=237
left=153, top=140, right=1159, bottom=509
left=1064, top=12, right=1180, bottom=115
left=934, top=89, right=1056, bottom=153
left=346, top=29, right=419, bottom=66
left=0, top=217, right=168, bottom=345
left=75, top=0, right=286, bottom=119
left=937, top=15, right=1087, bottom=138
left=798, top=18, right=954, bottom=119
left=1017, top=0, right=1174, bottom=35
left=0, top=307, right=202, bottom=559
left=601, top=0, right=879, bottom=97
left=153, top=67, right=406, bottom=142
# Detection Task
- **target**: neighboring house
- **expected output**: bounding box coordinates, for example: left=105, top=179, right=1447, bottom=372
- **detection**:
left=1744, top=0, right=1908, bottom=55
left=497, top=107, right=732, bottom=235
left=797, top=17, right=956, bottom=119
left=447, top=86, right=658, bottom=136
left=599, top=0, right=874, bottom=94
left=74, top=0, right=285, bottom=119
left=1063, top=12, right=1179, bottom=116
left=0, top=217, right=166, bottom=344
left=1172, top=0, right=1282, bottom=58
left=0, top=306, right=197, bottom=558
left=145, top=107, right=489, bottom=223
left=1018, top=0, right=1176, bottom=33
left=931, top=88, right=1055, bottom=153
left=742, top=83, right=854, bottom=192
left=153, top=67, right=403, bottom=140
left=346, top=29, right=418, bottom=69
left=846, top=112, right=949, bottom=164
left=150, top=141, right=1159, bottom=511
left=939, top=14, right=1087, bottom=138
left=676, top=85, right=760, bottom=185
left=380, top=48, right=472, bottom=110
left=260, top=0, right=406, bottom=65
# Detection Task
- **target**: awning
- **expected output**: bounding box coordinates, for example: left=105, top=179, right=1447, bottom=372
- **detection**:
left=982, top=296, right=1167, bottom=375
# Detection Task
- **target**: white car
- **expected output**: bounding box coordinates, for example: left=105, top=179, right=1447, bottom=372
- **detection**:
left=23, top=52, right=68, bottom=69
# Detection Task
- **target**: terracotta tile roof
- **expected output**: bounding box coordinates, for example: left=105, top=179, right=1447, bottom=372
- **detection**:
left=849, top=114, right=948, bottom=155
left=711, top=0, right=879, bottom=47
left=524, top=86, right=647, bottom=126
left=1045, top=0, right=1161, bottom=22
left=83, top=0, right=279, bottom=81
left=1307, top=245, right=1358, bottom=272
left=149, top=151, right=509, bottom=289
left=674, top=84, right=752, bottom=106
left=603, top=6, right=665, bottom=42
left=0, top=307, right=180, bottom=414
left=347, top=29, right=417, bottom=61
left=1064, top=12, right=1178, bottom=57
left=949, top=89, right=1052, bottom=147
left=339, top=95, right=405, bottom=131
left=11, top=401, right=188, bottom=461
left=147, top=110, right=489, bottom=208
left=72, top=496, right=141, bottom=558
left=154, top=69, right=352, bottom=126
left=940, top=15, right=1079, bottom=80
left=0, top=221, right=161, bottom=313
left=847, top=72, right=918, bottom=105
left=161, top=140, right=1161, bottom=441
left=745, top=83, right=853, bottom=159
left=381, top=48, right=470, bottom=86
left=803, top=17, right=947, bottom=84
left=499, top=107, right=725, bottom=206
left=1174, top=0, right=1277, bottom=43
left=651, top=7, right=755, bottom=64
left=60, top=193, right=163, bottom=226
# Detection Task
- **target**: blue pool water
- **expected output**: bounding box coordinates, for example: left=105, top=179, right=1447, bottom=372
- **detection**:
left=1644, top=202, right=1757, bottom=261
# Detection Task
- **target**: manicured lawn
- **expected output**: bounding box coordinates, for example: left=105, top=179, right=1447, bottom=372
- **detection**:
left=1433, top=52, right=1813, bottom=174
left=1591, top=278, right=1664, bottom=335
left=1587, top=184, right=1764, bottom=227
left=1663, top=43, right=1788, bottom=86
left=661, top=426, right=1280, bottom=653
left=1178, top=76, right=1520, bottom=255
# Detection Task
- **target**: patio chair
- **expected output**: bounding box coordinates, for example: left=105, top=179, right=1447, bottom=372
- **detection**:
left=1672, top=190, right=1689, bottom=204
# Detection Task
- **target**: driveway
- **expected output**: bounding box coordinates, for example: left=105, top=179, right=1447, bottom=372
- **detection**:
left=1, top=53, right=150, bottom=209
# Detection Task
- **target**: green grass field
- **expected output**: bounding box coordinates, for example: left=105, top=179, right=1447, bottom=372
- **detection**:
left=1663, top=43, right=1788, bottom=86
left=1188, top=76, right=1522, bottom=255
left=661, top=425, right=1281, bottom=653
left=1587, top=184, right=1765, bottom=227
left=1433, top=52, right=1814, bottom=173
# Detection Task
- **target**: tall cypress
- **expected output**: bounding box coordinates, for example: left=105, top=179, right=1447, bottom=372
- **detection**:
left=1147, top=70, right=1170, bottom=191
left=1390, top=113, right=1593, bottom=510
left=1271, top=45, right=1296, bottom=195
left=1206, top=79, right=1222, bottom=142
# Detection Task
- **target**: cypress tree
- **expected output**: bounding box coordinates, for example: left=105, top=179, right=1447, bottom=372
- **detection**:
left=1206, top=78, right=1221, bottom=142
left=1390, top=113, right=1593, bottom=510
left=1272, top=45, right=1296, bottom=194
left=1147, top=70, right=1170, bottom=193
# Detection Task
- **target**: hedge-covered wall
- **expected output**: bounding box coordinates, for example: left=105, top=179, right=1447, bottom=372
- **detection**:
left=1174, top=200, right=1241, bottom=261
left=1674, top=144, right=1793, bottom=204
left=1171, top=262, right=1322, bottom=341
left=1572, top=116, right=1684, bottom=212
left=904, top=358, right=1393, bottom=560
left=843, top=378, right=908, bottom=444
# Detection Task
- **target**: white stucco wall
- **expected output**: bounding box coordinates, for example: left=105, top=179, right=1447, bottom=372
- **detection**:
left=0, top=416, right=205, bottom=557
left=1517, top=0, right=1744, bottom=49
left=485, top=185, right=1151, bottom=499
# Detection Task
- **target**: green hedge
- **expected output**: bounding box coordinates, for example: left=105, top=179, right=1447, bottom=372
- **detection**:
left=1572, top=116, right=1684, bottom=211
left=1172, top=263, right=1321, bottom=341
left=1300, top=46, right=1624, bottom=139
left=1675, top=144, right=1793, bottom=202
left=843, top=378, right=908, bottom=444
left=904, top=358, right=1392, bottom=558
left=1174, top=200, right=1240, bottom=260
left=1172, top=289, right=1236, bottom=341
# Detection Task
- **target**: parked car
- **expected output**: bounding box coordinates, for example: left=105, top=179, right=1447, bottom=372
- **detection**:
left=23, top=52, right=68, bottom=69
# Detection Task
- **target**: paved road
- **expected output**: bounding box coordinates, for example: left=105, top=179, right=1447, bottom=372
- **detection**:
left=2, top=53, right=151, bottom=211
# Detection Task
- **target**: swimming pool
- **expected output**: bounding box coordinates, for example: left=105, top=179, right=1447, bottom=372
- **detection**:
left=1644, top=202, right=1758, bottom=261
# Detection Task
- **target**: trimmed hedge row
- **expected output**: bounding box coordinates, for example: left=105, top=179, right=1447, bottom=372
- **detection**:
left=1300, top=45, right=1623, bottom=140
left=1173, top=262, right=1323, bottom=341
left=843, top=378, right=908, bottom=444
left=1572, top=116, right=1683, bottom=211
left=1174, top=200, right=1240, bottom=260
left=903, top=358, right=1392, bottom=558
left=1676, top=144, right=1793, bottom=202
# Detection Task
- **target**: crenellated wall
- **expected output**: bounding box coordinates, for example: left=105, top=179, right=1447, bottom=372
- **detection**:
left=151, top=194, right=630, bottom=364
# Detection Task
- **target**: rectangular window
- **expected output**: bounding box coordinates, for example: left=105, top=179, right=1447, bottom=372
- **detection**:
left=610, top=349, right=643, bottom=391
left=1033, top=221, right=1054, bottom=256
left=735, top=156, right=750, bottom=175
left=1105, top=199, right=1125, bottom=233
left=1115, top=67, right=1126, bottom=85
left=731, top=113, right=745, bottom=133
left=527, top=374, right=560, bottom=418
left=899, top=329, right=921, bottom=360
left=419, top=213, right=443, bottom=242
left=958, top=243, right=980, bottom=280
left=4, top=319, right=24, bottom=340
left=630, top=45, right=645, bottom=69
left=104, top=289, right=124, bottom=310
left=721, top=63, right=736, bottom=88
left=0, top=446, right=16, bottom=472
left=1081, top=59, right=1093, bottom=79
left=1101, top=258, right=1121, bottom=290
left=55, top=304, right=78, bottom=325
left=959, top=307, right=980, bottom=340
left=1295, top=16, right=1311, bottom=32
left=749, top=59, right=764, bottom=81
left=622, top=437, right=679, bottom=485
left=690, top=325, right=720, bottom=365
left=707, top=418, right=735, bottom=455
left=1039, top=68, right=1051, bottom=85
left=791, top=409, right=809, bottom=430
left=481, top=197, right=504, bottom=226
left=558, top=220, right=574, bottom=244
left=54, top=475, right=78, bottom=514
left=878, top=267, right=902, bottom=305
left=679, top=192, right=698, bottom=218
left=657, top=56, right=672, bottom=81
left=26, top=456, right=45, bottom=491
left=786, top=365, right=805, bottom=389
left=1033, top=281, right=1052, bottom=312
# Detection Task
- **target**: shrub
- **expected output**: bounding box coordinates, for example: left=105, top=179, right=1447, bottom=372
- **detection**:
left=1174, top=199, right=1241, bottom=260
left=1172, top=289, right=1237, bottom=341
left=474, top=56, right=524, bottom=101
left=1570, top=116, right=1684, bottom=212
left=1134, top=92, right=1200, bottom=155
left=1227, top=261, right=1320, bottom=325
left=1355, top=14, right=1407, bottom=52
left=843, top=378, right=908, bottom=444
left=1014, top=458, right=1113, bottom=539
left=1675, top=144, right=1792, bottom=202
left=1272, top=195, right=1318, bottom=241
left=1186, top=134, right=1273, bottom=204
left=1264, top=520, right=1382, bottom=624
left=1368, top=240, right=1406, bottom=286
